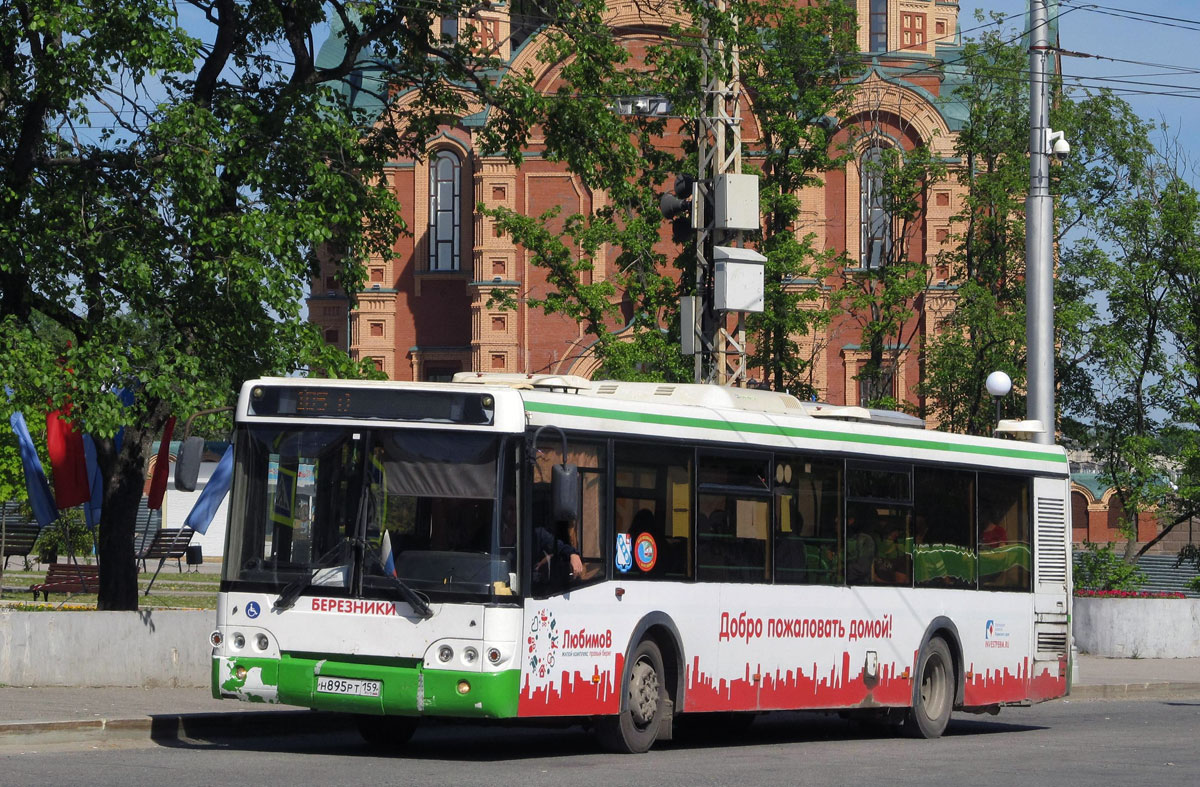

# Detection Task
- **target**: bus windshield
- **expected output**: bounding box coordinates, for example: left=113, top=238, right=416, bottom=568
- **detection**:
left=224, top=426, right=513, bottom=600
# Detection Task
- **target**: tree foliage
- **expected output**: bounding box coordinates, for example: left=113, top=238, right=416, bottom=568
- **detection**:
left=1061, top=149, right=1200, bottom=556
left=923, top=17, right=1152, bottom=435
left=740, top=0, right=857, bottom=396
left=0, top=0, right=606, bottom=608
left=484, top=0, right=860, bottom=386
left=836, top=143, right=945, bottom=411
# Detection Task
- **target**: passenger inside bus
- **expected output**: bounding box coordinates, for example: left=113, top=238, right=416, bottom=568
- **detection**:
left=532, top=521, right=585, bottom=589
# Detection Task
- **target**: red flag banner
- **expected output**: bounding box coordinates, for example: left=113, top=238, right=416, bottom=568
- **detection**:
left=45, top=405, right=90, bottom=509
left=147, top=416, right=176, bottom=510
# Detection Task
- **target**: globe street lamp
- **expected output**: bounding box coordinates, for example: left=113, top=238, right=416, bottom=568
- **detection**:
left=986, top=371, right=1012, bottom=429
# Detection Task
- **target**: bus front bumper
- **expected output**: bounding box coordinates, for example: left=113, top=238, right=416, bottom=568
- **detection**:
left=212, top=654, right=521, bottom=719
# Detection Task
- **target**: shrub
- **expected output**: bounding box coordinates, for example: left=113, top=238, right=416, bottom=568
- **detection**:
left=32, top=508, right=93, bottom=563
left=1074, top=541, right=1147, bottom=592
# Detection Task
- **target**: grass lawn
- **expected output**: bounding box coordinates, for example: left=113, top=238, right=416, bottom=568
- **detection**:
left=0, top=563, right=221, bottom=610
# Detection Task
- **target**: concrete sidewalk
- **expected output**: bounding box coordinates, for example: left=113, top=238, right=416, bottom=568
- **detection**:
left=2, top=655, right=1198, bottom=748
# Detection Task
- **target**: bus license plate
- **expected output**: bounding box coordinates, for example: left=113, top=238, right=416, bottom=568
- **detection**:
left=316, top=677, right=381, bottom=697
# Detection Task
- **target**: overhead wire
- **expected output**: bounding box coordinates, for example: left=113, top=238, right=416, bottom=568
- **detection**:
left=45, top=2, right=1200, bottom=133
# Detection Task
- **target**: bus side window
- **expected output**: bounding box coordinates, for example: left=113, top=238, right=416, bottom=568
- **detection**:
left=845, top=462, right=913, bottom=587
left=614, top=443, right=692, bottom=580
left=697, top=452, right=770, bottom=584
left=978, top=473, right=1031, bottom=591
left=913, top=468, right=975, bottom=588
left=774, top=457, right=843, bottom=585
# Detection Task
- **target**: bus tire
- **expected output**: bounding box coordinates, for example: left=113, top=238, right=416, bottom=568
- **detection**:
left=355, top=714, right=418, bottom=748
left=596, top=639, right=666, bottom=754
left=904, top=637, right=954, bottom=739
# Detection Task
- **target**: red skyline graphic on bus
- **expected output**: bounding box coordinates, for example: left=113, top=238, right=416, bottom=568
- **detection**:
left=684, top=652, right=1065, bottom=712
left=519, top=652, right=1065, bottom=717
left=519, top=654, right=623, bottom=716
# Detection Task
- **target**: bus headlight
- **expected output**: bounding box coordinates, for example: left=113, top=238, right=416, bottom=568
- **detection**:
left=462, top=647, right=478, bottom=665
left=437, top=645, right=454, bottom=663
left=232, top=633, right=246, bottom=650
left=255, top=634, right=270, bottom=651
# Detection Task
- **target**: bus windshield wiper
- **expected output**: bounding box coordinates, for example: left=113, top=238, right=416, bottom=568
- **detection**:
left=274, top=540, right=350, bottom=611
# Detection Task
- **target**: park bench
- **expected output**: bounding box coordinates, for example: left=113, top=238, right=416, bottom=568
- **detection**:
left=30, top=563, right=100, bottom=600
left=137, top=527, right=196, bottom=573
left=2, top=501, right=41, bottom=569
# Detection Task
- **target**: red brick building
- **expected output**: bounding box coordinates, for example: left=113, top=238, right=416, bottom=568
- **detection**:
left=308, top=0, right=972, bottom=413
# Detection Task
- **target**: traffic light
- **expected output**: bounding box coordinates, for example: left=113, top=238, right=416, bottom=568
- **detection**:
left=659, top=173, right=699, bottom=244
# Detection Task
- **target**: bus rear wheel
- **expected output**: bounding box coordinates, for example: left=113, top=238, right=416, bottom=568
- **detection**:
left=596, top=639, right=666, bottom=754
left=355, top=714, right=418, bottom=748
left=904, top=637, right=954, bottom=739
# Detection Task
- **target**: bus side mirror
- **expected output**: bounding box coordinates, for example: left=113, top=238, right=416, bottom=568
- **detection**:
left=552, top=463, right=580, bottom=522
left=175, top=436, right=206, bottom=492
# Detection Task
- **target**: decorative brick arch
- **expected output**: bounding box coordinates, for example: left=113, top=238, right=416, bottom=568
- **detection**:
left=843, top=71, right=953, bottom=154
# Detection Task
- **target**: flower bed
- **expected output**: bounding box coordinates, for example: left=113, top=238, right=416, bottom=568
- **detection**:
left=1075, top=589, right=1186, bottom=599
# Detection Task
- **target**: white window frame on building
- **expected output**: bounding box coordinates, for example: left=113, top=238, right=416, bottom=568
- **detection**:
left=428, top=149, right=462, bottom=272
left=860, top=144, right=892, bottom=269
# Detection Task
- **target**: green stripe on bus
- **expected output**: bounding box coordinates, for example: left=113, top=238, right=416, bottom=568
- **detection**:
left=523, top=400, right=1067, bottom=465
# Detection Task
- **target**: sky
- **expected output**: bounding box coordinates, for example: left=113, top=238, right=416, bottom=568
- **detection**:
left=959, top=1, right=1200, bottom=161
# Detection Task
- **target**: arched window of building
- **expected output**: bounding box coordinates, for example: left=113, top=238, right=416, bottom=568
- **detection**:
left=870, top=0, right=888, bottom=52
left=860, top=144, right=891, bottom=269
left=428, top=149, right=462, bottom=271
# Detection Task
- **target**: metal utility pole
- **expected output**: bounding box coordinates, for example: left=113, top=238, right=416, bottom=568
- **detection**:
left=1026, top=0, right=1055, bottom=444
left=694, top=0, right=746, bottom=386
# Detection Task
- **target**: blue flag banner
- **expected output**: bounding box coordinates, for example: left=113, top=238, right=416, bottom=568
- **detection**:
left=9, top=411, right=57, bottom=529
left=184, top=445, right=233, bottom=535
left=82, top=434, right=103, bottom=531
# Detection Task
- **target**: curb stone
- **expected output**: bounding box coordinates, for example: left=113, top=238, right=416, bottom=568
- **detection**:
left=0, top=710, right=349, bottom=748
left=1066, top=682, right=1200, bottom=700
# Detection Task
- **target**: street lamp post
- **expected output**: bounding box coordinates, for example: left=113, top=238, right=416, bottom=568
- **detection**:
left=986, top=370, right=1013, bottom=431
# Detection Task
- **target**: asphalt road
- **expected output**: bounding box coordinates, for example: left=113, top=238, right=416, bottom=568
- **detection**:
left=2, top=698, right=1197, bottom=786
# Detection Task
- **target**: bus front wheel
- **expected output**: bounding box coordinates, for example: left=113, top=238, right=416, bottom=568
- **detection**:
left=904, top=637, right=954, bottom=739
left=596, top=639, right=667, bottom=753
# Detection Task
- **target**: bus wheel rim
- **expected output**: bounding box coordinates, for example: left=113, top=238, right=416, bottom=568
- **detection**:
left=629, top=657, right=660, bottom=727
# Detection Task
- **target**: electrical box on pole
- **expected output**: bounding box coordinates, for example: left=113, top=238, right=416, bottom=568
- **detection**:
left=713, top=174, right=760, bottom=231
left=713, top=246, right=765, bottom=312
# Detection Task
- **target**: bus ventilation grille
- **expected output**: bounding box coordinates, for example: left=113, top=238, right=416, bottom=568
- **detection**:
left=1037, top=630, right=1068, bottom=656
left=1035, top=496, right=1068, bottom=586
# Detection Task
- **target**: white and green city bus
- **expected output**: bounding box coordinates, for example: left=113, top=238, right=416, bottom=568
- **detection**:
left=209, top=374, right=1071, bottom=752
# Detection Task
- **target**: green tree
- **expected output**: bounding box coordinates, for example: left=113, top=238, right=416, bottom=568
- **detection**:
left=482, top=1, right=859, bottom=385
left=922, top=18, right=1151, bottom=435
left=739, top=0, right=857, bottom=396
left=480, top=1, right=701, bottom=381
left=837, top=143, right=946, bottom=411
left=1062, top=151, right=1200, bottom=559
left=0, top=1, right=606, bottom=609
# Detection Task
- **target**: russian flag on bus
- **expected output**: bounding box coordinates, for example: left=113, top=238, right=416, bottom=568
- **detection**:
left=381, top=530, right=397, bottom=577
